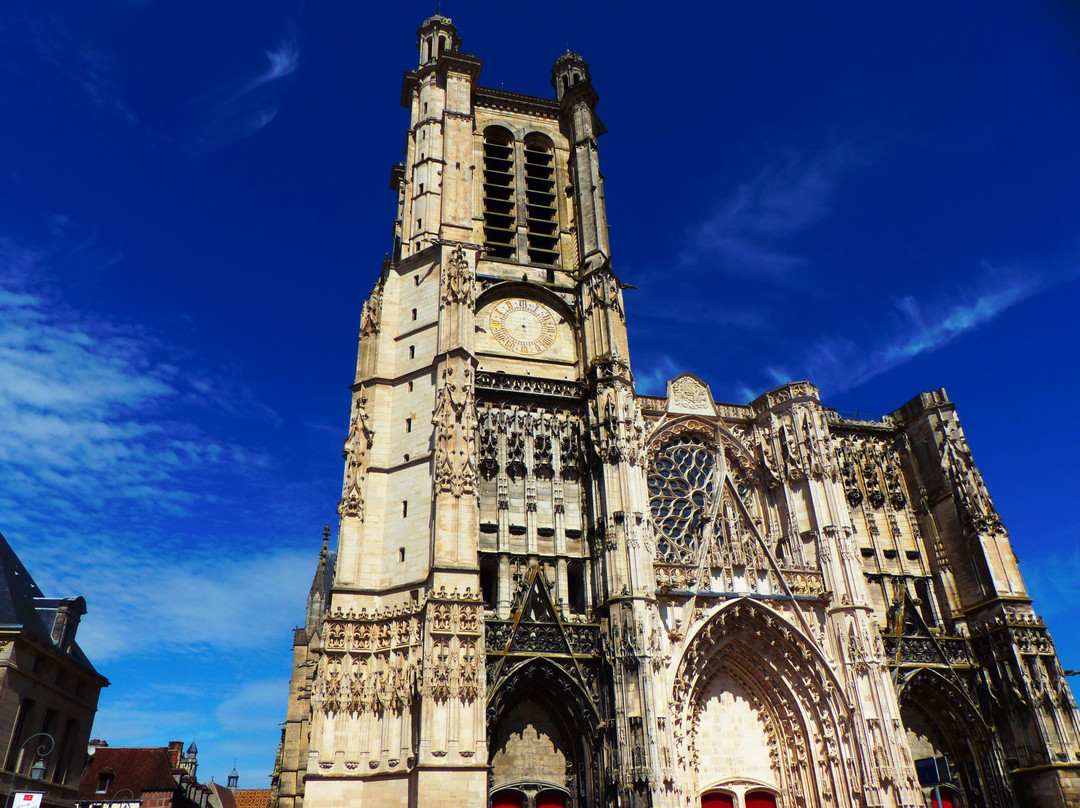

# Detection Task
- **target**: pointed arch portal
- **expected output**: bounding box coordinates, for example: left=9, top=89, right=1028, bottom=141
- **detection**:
left=898, top=668, right=1014, bottom=808
left=674, top=599, right=861, bottom=808
left=487, top=657, right=600, bottom=808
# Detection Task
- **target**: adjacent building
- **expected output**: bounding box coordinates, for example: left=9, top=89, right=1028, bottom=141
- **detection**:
left=76, top=741, right=208, bottom=808
left=0, top=532, right=107, bottom=808
left=272, top=17, right=1080, bottom=808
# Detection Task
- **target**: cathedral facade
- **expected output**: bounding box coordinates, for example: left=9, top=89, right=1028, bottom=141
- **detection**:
left=270, top=17, right=1080, bottom=808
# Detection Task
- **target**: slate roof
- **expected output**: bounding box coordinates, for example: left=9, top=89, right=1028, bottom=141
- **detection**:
left=0, top=532, right=50, bottom=636
left=231, top=789, right=270, bottom=808
left=0, top=531, right=103, bottom=678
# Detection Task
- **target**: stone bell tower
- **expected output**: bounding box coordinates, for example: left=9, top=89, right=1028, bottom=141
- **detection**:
left=272, top=15, right=653, bottom=808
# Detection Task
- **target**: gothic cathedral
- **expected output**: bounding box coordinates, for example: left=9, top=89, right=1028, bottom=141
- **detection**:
left=271, top=17, right=1080, bottom=808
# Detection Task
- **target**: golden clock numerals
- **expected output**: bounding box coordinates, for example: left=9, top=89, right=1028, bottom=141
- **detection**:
left=489, top=298, right=557, bottom=355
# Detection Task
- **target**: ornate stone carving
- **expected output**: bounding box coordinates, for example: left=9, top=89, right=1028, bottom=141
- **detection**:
left=474, top=371, right=584, bottom=398
left=672, top=601, right=860, bottom=807
left=338, top=397, right=374, bottom=519
left=751, top=381, right=820, bottom=414
left=581, top=263, right=624, bottom=320
left=667, top=375, right=715, bottom=416
left=589, top=384, right=645, bottom=466
left=881, top=634, right=971, bottom=667
left=313, top=602, right=422, bottom=717
left=441, top=244, right=475, bottom=307
left=421, top=587, right=484, bottom=705
left=940, top=419, right=1005, bottom=536
left=359, top=279, right=383, bottom=338
left=433, top=365, right=478, bottom=497
left=835, top=436, right=909, bottom=514
left=755, top=404, right=835, bottom=482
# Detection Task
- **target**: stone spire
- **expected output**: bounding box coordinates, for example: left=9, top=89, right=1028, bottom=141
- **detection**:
left=305, top=525, right=330, bottom=633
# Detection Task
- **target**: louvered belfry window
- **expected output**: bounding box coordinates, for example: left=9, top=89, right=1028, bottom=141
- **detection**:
left=482, top=128, right=561, bottom=265
left=482, top=127, right=516, bottom=259
left=524, top=135, right=559, bottom=265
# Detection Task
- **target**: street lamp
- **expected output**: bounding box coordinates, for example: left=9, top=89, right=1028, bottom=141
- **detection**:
left=5, top=733, right=55, bottom=808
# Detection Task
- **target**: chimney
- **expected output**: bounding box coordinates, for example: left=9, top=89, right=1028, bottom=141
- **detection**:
left=50, top=597, right=87, bottom=651
left=168, top=742, right=184, bottom=769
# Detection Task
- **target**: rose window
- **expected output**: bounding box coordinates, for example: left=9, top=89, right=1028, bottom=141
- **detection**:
left=648, top=439, right=716, bottom=563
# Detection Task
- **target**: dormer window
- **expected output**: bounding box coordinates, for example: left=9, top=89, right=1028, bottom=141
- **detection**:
left=96, top=773, right=114, bottom=794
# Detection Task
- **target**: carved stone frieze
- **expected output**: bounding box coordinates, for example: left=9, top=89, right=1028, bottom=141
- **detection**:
left=781, top=569, right=827, bottom=597
left=971, top=612, right=1056, bottom=657
left=636, top=394, right=667, bottom=412
left=881, top=634, right=972, bottom=667
left=313, top=602, right=422, bottom=717
left=427, top=585, right=483, bottom=635
left=422, top=587, right=483, bottom=704
left=486, top=619, right=600, bottom=656
left=475, top=371, right=584, bottom=399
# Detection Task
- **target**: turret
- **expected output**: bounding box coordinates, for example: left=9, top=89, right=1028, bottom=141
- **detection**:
left=181, top=739, right=198, bottom=778
left=416, top=15, right=460, bottom=67
left=394, top=15, right=482, bottom=260
left=552, top=51, right=609, bottom=271
left=551, top=51, right=591, bottom=102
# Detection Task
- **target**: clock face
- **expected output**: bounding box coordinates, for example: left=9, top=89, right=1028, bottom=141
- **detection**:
left=489, top=298, right=558, bottom=356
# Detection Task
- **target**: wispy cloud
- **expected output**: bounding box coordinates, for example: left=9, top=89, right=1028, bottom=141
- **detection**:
left=92, top=678, right=293, bottom=783
left=777, top=260, right=1078, bottom=396
left=36, top=542, right=313, bottom=662
left=193, top=37, right=300, bottom=155
left=680, top=141, right=868, bottom=277
left=0, top=234, right=312, bottom=668
left=252, top=40, right=300, bottom=90
left=635, top=354, right=681, bottom=396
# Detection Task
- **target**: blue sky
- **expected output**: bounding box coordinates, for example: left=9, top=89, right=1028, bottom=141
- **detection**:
left=2, top=0, right=1079, bottom=787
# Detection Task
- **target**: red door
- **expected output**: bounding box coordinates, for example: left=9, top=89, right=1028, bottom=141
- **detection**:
left=701, top=794, right=735, bottom=808
left=745, top=791, right=778, bottom=808
left=536, top=791, right=567, bottom=808
left=931, top=791, right=955, bottom=808
left=491, top=790, right=524, bottom=808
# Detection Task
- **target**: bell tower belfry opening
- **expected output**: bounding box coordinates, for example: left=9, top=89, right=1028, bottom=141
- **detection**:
left=271, top=16, right=1080, bottom=808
